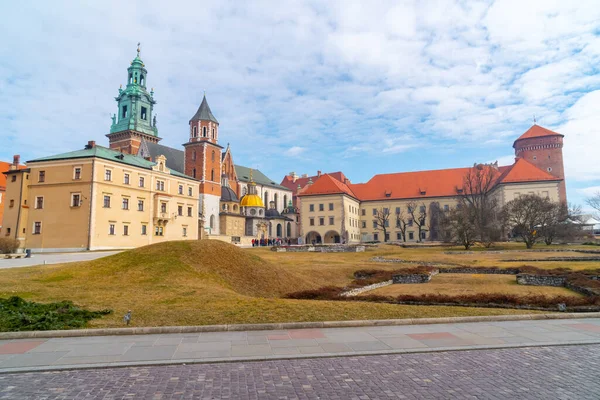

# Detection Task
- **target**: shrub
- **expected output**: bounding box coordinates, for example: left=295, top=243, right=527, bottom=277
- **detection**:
left=0, top=238, right=19, bottom=254
left=0, top=297, right=112, bottom=332
left=286, top=286, right=344, bottom=300
left=391, top=293, right=599, bottom=308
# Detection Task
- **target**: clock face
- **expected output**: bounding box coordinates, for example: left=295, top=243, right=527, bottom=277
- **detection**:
left=250, top=209, right=256, bottom=216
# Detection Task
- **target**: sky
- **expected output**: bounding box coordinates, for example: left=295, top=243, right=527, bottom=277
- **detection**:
left=1, top=0, right=600, bottom=209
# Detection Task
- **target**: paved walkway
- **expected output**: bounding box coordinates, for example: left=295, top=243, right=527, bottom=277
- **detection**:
left=1, top=317, right=600, bottom=374
left=0, top=251, right=121, bottom=269
left=2, top=345, right=599, bottom=399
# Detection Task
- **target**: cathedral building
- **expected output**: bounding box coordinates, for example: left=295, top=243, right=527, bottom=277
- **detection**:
left=1, top=46, right=296, bottom=251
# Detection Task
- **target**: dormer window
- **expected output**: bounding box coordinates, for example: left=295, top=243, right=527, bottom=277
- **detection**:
left=420, top=190, right=426, bottom=195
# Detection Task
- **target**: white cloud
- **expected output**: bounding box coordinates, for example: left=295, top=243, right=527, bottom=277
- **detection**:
left=285, top=146, right=305, bottom=157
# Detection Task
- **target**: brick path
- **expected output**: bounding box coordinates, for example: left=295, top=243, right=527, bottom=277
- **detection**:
left=1, top=344, right=599, bottom=399
left=1, top=318, right=600, bottom=374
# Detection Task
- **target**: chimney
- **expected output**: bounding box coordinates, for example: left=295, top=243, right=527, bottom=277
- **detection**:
left=85, top=140, right=96, bottom=149
left=144, top=156, right=152, bottom=161
left=12, top=155, right=20, bottom=166
left=289, top=172, right=297, bottom=183
left=301, top=174, right=308, bottom=178
left=317, top=170, right=322, bottom=177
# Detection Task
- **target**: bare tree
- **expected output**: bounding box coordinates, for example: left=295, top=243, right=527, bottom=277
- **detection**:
left=541, top=203, right=584, bottom=245
left=374, top=207, right=391, bottom=242
left=408, top=201, right=428, bottom=242
left=395, top=208, right=409, bottom=242
left=587, top=192, right=600, bottom=219
left=502, top=194, right=556, bottom=249
left=461, top=164, right=501, bottom=247
left=442, top=201, right=478, bottom=249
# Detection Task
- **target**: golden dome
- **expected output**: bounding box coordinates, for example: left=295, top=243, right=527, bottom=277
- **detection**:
left=240, top=194, right=264, bottom=208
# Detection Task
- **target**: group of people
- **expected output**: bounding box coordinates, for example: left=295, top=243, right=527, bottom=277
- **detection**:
left=251, top=238, right=293, bottom=247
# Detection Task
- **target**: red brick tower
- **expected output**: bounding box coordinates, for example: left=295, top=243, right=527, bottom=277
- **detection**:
left=513, top=125, right=566, bottom=203
left=183, top=95, right=222, bottom=233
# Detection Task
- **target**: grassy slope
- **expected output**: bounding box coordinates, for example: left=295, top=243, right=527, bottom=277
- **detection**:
left=2, top=241, right=587, bottom=329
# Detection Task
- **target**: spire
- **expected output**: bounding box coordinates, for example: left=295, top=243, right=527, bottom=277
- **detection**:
left=190, top=94, right=219, bottom=123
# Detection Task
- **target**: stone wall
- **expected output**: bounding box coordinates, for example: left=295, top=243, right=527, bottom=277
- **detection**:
left=340, top=280, right=393, bottom=297
left=392, top=271, right=438, bottom=284
left=516, top=274, right=567, bottom=287
left=439, top=267, right=520, bottom=275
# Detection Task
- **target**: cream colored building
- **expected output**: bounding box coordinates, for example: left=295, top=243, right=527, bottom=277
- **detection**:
left=2, top=141, right=198, bottom=252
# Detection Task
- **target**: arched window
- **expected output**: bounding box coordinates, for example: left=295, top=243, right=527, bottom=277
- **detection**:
left=210, top=215, right=215, bottom=229
left=193, top=126, right=197, bottom=137
left=211, top=169, right=215, bottom=181
left=287, top=222, right=291, bottom=237
left=129, top=73, right=133, bottom=84
left=134, top=73, right=138, bottom=84
left=283, top=195, right=288, bottom=208
left=264, top=191, right=268, bottom=207
left=212, top=128, right=215, bottom=139
left=274, top=193, right=278, bottom=210
left=140, top=75, right=145, bottom=86
left=233, top=205, right=238, bottom=212
left=203, top=127, right=207, bottom=137
left=192, top=168, right=196, bottom=178
left=211, top=151, right=215, bottom=162
left=192, top=150, right=196, bottom=161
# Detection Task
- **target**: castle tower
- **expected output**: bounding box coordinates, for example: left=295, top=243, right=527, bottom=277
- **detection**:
left=107, top=44, right=160, bottom=154
left=513, top=124, right=566, bottom=202
left=184, top=94, right=223, bottom=235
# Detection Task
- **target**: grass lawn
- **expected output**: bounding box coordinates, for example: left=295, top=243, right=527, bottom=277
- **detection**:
left=0, top=240, right=595, bottom=330
left=364, top=274, right=585, bottom=298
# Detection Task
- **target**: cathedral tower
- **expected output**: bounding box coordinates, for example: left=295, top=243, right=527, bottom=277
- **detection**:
left=184, top=94, right=223, bottom=234
left=107, top=44, right=160, bottom=154
left=513, top=124, right=566, bottom=203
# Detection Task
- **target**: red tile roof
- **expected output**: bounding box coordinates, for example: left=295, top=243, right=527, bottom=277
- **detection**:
left=0, top=161, right=17, bottom=190
left=498, top=158, right=559, bottom=184
left=515, top=125, right=563, bottom=141
left=300, top=174, right=357, bottom=198
left=280, top=171, right=348, bottom=194
left=298, top=159, right=561, bottom=201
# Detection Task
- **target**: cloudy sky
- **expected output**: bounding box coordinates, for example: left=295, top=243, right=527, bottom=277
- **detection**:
left=2, top=0, right=600, bottom=208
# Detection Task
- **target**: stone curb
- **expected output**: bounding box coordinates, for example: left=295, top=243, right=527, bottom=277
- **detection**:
left=1, top=312, right=599, bottom=340
left=2, top=340, right=599, bottom=375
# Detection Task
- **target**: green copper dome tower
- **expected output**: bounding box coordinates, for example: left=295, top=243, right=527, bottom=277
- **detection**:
left=107, top=43, right=161, bottom=154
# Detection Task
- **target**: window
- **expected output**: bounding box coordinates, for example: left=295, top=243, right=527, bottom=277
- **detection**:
left=141, top=224, right=147, bottom=235
left=420, top=205, right=426, bottom=213
left=156, top=180, right=165, bottom=191
left=372, top=208, right=377, bottom=216
left=408, top=219, right=413, bottom=226
left=373, top=221, right=377, bottom=228
left=139, top=177, right=145, bottom=187
left=123, top=225, right=129, bottom=236
left=9, top=199, right=14, bottom=208
left=396, top=219, right=401, bottom=228
left=421, top=231, right=426, bottom=239
left=188, top=206, right=192, bottom=217
left=155, top=226, right=164, bottom=236
left=11, top=175, right=16, bottom=182
left=74, top=167, right=81, bottom=180
left=161, top=202, right=167, bottom=213
left=309, top=218, right=315, bottom=226
left=396, top=232, right=402, bottom=240
left=385, top=233, right=390, bottom=241
left=192, top=168, right=196, bottom=178
left=122, top=198, right=129, bottom=210
left=104, top=170, right=112, bottom=181
left=329, top=217, right=334, bottom=225
left=183, top=227, right=188, bottom=237
left=141, top=106, right=147, bottom=120
left=193, top=127, right=197, bottom=138
left=38, top=171, right=45, bottom=182
left=138, top=199, right=144, bottom=211
left=409, top=232, right=414, bottom=240
left=319, top=204, right=324, bottom=211
left=71, top=194, right=81, bottom=207
left=103, top=195, right=111, bottom=208
left=211, top=151, right=215, bottom=162
left=178, top=185, right=183, bottom=195
left=374, top=233, right=379, bottom=241
left=33, top=222, right=41, bottom=235
left=212, top=128, right=215, bottom=139
left=178, top=205, right=183, bottom=216
left=444, top=204, right=449, bottom=212
left=362, top=221, right=366, bottom=228
left=109, top=224, right=115, bottom=235
left=35, top=196, right=43, bottom=209
left=203, top=127, right=207, bottom=137
left=384, top=220, right=389, bottom=227
left=6, top=228, right=10, bottom=234
left=319, top=217, right=325, bottom=226
left=547, top=167, right=552, bottom=172
left=383, top=208, right=389, bottom=214
left=309, top=204, right=315, bottom=212
left=140, top=75, right=145, bottom=86
left=122, top=105, right=128, bottom=119
left=124, top=173, right=130, bottom=185
left=329, top=203, right=334, bottom=211
left=211, top=169, right=215, bottom=181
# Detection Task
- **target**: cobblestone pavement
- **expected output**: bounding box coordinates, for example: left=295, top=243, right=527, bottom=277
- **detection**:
left=1, top=344, right=598, bottom=399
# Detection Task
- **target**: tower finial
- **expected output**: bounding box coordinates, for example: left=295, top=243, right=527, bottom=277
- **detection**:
left=137, top=42, right=141, bottom=57
left=533, top=114, right=536, bottom=124
left=249, top=168, right=253, bottom=182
